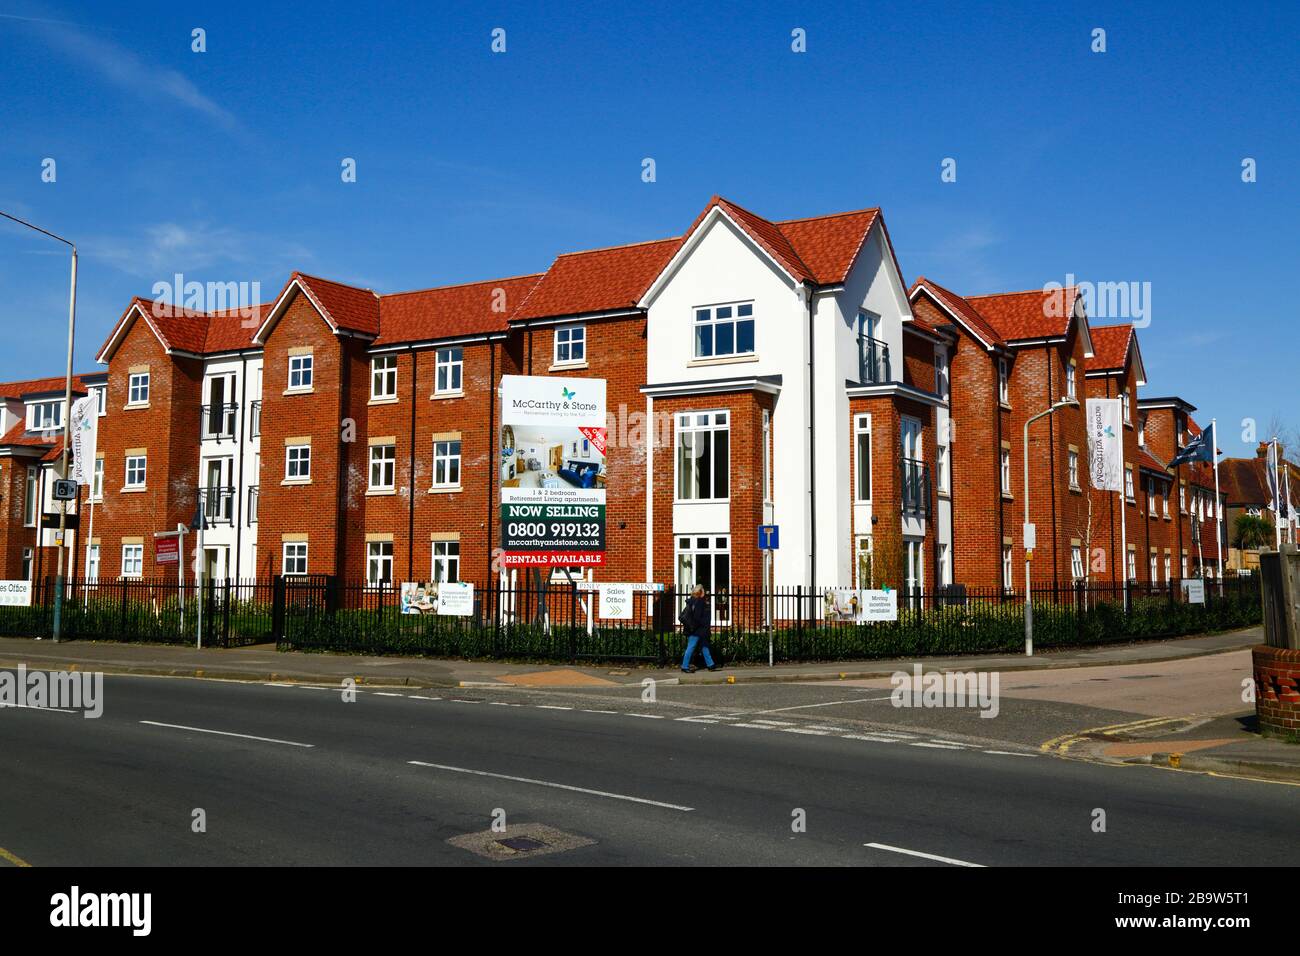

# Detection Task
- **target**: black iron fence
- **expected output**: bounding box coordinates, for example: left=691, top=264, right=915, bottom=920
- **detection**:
left=0, top=573, right=1261, bottom=664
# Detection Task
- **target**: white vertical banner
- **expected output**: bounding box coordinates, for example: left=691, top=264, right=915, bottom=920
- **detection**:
left=1085, top=398, right=1123, bottom=492
left=69, top=394, right=98, bottom=486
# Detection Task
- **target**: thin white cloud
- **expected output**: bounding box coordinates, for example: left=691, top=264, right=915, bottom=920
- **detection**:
left=8, top=14, right=240, bottom=132
left=86, top=222, right=312, bottom=282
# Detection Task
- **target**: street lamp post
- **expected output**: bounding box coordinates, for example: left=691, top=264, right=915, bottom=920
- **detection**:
left=1, top=212, right=77, bottom=643
left=1023, top=397, right=1079, bottom=656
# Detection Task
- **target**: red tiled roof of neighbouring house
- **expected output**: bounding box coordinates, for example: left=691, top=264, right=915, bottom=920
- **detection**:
left=778, top=208, right=882, bottom=285
left=291, top=273, right=381, bottom=336
left=1086, top=324, right=1133, bottom=372
left=1219, top=458, right=1272, bottom=506
left=1139, top=449, right=1169, bottom=474
left=0, top=375, right=93, bottom=400
left=909, top=277, right=1007, bottom=348
left=965, top=286, right=1080, bottom=341
left=0, top=421, right=59, bottom=448
left=510, top=238, right=682, bottom=322
left=203, top=303, right=274, bottom=353
left=375, top=274, right=544, bottom=346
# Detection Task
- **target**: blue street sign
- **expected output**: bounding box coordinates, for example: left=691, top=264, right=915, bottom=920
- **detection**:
left=758, top=524, right=779, bottom=550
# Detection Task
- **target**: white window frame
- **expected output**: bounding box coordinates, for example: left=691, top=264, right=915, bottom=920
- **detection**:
left=432, top=540, right=460, bottom=583
left=1164, top=555, right=1172, bottom=582
left=125, top=455, right=147, bottom=490
left=1121, top=389, right=1131, bottom=423
left=855, top=535, right=874, bottom=588
left=761, top=409, right=772, bottom=504
left=91, top=458, right=104, bottom=501
left=997, top=357, right=1010, bottom=404
left=693, top=302, right=755, bottom=359
left=937, top=441, right=950, bottom=495
left=92, top=384, right=106, bottom=416
left=432, top=439, right=462, bottom=489
left=1137, top=414, right=1146, bottom=447
left=854, top=413, right=872, bottom=503
left=1002, top=545, right=1014, bottom=591
left=904, top=538, right=925, bottom=593
left=286, top=445, right=311, bottom=481
left=24, top=466, right=38, bottom=527
left=86, top=544, right=100, bottom=583
left=369, top=444, right=396, bottom=491
left=553, top=325, right=586, bottom=366
left=371, top=355, right=397, bottom=400
left=938, top=542, right=951, bottom=587
left=127, top=372, right=150, bottom=406
left=27, top=400, right=63, bottom=432
left=1150, top=553, right=1159, bottom=583
left=1068, top=449, right=1080, bottom=490
left=675, top=535, right=732, bottom=621
left=1127, top=549, right=1137, bottom=582
left=121, top=544, right=144, bottom=579
left=366, top=541, right=394, bottom=586
left=434, top=347, right=463, bottom=394
left=1124, top=465, right=1135, bottom=501
left=288, top=355, right=313, bottom=391
left=21, top=547, right=34, bottom=581
left=283, top=542, right=308, bottom=576
left=1000, top=448, right=1011, bottom=495
left=1071, top=546, right=1085, bottom=580
left=934, top=349, right=949, bottom=401
left=1065, top=359, right=1077, bottom=400
left=676, top=411, right=730, bottom=502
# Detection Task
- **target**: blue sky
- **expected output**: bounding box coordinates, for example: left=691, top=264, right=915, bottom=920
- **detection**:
left=1, top=0, right=1295, bottom=454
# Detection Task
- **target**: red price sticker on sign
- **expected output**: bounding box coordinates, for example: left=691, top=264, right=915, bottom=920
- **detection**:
left=579, top=426, right=607, bottom=456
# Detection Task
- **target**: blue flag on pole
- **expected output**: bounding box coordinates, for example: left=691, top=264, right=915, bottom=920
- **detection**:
left=1169, top=422, right=1214, bottom=468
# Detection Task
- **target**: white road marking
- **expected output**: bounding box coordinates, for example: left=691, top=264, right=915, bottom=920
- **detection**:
left=535, top=705, right=572, bottom=711
left=581, top=709, right=618, bottom=715
left=781, top=728, right=831, bottom=736
left=840, top=733, right=903, bottom=742
left=865, top=842, right=984, bottom=867
left=408, top=695, right=441, bottom=700
left=983, top=750, right=1038, bottom=757
left=139, top=720, right=314, bottom=748
left=449, top=698, right=481, bottom=703
left=746, top=696, right=894, bottom=715
left=407, top=761, right=694, bottom=811
left=909, top=742, right=964, bottom=750
left=489, top=701, right=522, bottom=707
left=374, top=692, right=403, bottom=697
left=749, top=719, right=794, bottom=726
left=0, top=703, right=76, bottom=714
left=294, top=685, right=335, bottom=691
left=733, top=722, right=778, bottom=729
left=626, top=713, right=664, bottom=719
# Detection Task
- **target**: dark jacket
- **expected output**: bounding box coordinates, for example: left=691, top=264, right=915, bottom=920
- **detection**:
left=683, top=595, right=711, bottom=640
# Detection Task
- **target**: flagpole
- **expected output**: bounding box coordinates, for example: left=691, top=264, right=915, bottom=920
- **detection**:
left=1274, top=437, right=1283, bottom=552
left=1211, top=420, right=1223, bottom=584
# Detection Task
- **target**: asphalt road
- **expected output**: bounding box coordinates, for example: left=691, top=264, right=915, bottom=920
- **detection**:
left=0, top=672, right=1294, bottom=866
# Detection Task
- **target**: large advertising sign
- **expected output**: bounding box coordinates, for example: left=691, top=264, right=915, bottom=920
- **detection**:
left=69, top=395, right=98, bottom=487
left=1086, top=398, right=1123, bottom=492
left=499, top=375, right=607, bottom=567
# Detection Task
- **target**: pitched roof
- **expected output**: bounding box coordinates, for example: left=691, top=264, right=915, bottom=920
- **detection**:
left=964, top=286, right=1080, bottom=341
left=777, top=207, right=881, bottom=285
left=704, top=197, right=814, bottom=283
left=1220, top=457, right=1272, bottom=506
left=0, top=375, right=94, bottom=400
left=1086, top=324, right=1133, bottom=372
left=97, top=297, right=264, bottom=362
left=1139, top=449, right=1169, bottom=474
left=374, top=274, right=543, bottom=346
left=292, top=273, right=381, bottom=336
left=510, top=238, right=682, bottom=322
left=0, top=421, right=58, bottom=449
left=908, top=277, right=1006, bottom=348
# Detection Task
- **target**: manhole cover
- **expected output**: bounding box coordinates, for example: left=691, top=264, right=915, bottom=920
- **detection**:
left=448, top=823, right=595, bottom=861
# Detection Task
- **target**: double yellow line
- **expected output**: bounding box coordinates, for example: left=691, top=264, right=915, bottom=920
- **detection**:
left=1041, top=714, right=1202, bottom=756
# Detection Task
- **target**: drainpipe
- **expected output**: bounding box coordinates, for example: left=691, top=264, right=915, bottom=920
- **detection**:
left=805, top=283, right=816, bottom=588
left=407, top=345, right=418, bottom=581
left=233, top=354, right=248, bottom=581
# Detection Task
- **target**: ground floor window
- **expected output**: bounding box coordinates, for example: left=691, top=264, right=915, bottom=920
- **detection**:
left=367, top=542, right=394, bottom=586
left=1002, top=546, right=1013, bottom=591
left=21, top=547, right=33, bottom=581
left=1164, top=555, right=1171, bottom=582
left=122, top=544, right=143, bottom=578
left=283, top=542, right=308, bottom=576
left=903, top=538, right=924, bottom=593
left=432, top=540, right=460, bottom=583
left=1071, top=546, right=1084, bottom=581
left=937, top=542, right=950, bottom=587
left=86, top=544, right=100, bottom=583
left=1127, top=549, right=1137, bottom=582
left=676, top=535, right=731, bottom=623
left=855, top=535, right=873, bottom=587
left=1150, top=553, right=1159, bottom=583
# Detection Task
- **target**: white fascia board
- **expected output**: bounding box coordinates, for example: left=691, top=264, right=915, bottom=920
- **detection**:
left=908, top=286, right=996, bottom=352
left=638, top=206, right=798, bottom=309
left=845, top=381, right=946, bottom=407
left=253, top=278, right=335, bottom=345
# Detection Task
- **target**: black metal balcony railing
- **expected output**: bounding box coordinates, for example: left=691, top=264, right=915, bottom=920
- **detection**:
left=202, top=403, right=238, bottom=441
left=247, top=485, right=259, bottom=527
left=199, top=485, right=236, bottom=525
left=249, top=400, right=261, bottom=439
left=901, top=457, right=930, bottom=517
left=858, top=334, right=891, bottom=385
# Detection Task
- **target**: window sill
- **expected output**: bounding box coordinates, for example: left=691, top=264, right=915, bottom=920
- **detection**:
left=687, top=354, right=757, bottom=369
left=999, top=401, right=1012, bottom=411
left=120, top=486, right=146, bottom=494
left=283, top=388, right=315, bottom=396
left=123, top=403, right=150, bottom=411
left=367, top=488, right=396, bottom=496
left=430, top=391, right=464, bottom=401
left=281, top=478, right=312, bottom=486
left=1001, top=492, right=1013, bottom=501
left=428, top=485, right=462, bottom=495
left=673, top=498, right=732, bottom=506
left=368, top=396, right=399, bottom=406
left=548, top=362, right=588, bottom=372
left=1068, top=484, right=1081, bottom=494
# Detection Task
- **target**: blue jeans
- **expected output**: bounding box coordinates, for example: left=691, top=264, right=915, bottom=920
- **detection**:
left=682, top=634, right=714, bottom=670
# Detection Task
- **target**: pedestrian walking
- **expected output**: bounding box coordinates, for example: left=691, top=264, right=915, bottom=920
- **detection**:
left=679, top=585, right=719, bottom=673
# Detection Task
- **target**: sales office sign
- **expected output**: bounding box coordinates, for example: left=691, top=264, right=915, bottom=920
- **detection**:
left=500, top=375, right=607, bottom=567
left=0, top=581, right=33, bottom=607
